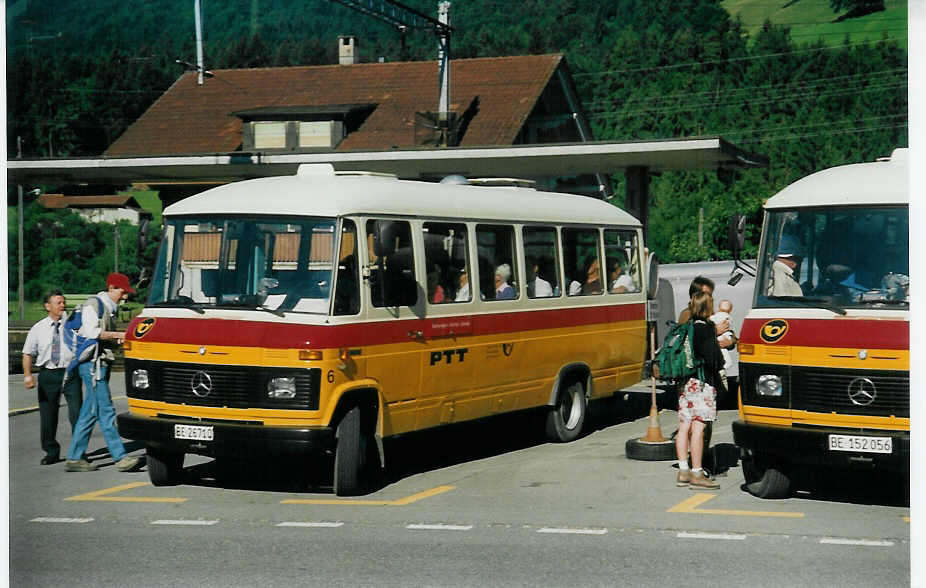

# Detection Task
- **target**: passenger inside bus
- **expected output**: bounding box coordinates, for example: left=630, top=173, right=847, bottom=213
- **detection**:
left=608, top=256, right=636, bottom=293
left=526, top=256, right=554, bottom=298
left=427, top=265, right=446, bottom=304
left=494, top=264, right=516, bottom=300
left=454, top=268, right=470, bottom=302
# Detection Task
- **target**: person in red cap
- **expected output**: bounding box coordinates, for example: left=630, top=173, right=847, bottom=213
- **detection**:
left=64, top=272, right=141, bottom=472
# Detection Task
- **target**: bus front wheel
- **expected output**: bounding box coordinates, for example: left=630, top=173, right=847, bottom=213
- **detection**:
left=545, top=380, right=587, bottom=443
left=742, top=452, right=791, bottom=499
left=147, top=446, right=184, bottom=486
left=333, top=406, right=369, bottom=496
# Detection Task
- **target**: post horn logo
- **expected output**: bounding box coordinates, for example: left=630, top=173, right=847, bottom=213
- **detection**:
left=759, top=319, right=789, bottom=343
left=132, top=317, right=156, bottom=339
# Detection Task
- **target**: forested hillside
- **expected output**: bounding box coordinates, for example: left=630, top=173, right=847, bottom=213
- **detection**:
left=7, top=0, right=908, bottom=298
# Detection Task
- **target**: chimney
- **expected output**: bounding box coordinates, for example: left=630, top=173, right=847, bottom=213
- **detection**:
left=339, top=36, right=358, bottom=65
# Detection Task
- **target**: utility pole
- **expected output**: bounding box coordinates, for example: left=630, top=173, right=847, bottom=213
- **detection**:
left=195, top=0, right=205, bottom=85
left=329, top=0, right=454, bottom=143
left=18, top=185, right=25, bottom=321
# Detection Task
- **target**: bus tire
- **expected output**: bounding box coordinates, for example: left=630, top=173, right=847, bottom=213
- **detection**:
left=147, top=446, right=184, bottom=487
left=333, top=406, right=368, bottom=496
left=545, top=380, right=587, bottom=443
left=743, top=454, right=791, bottom=499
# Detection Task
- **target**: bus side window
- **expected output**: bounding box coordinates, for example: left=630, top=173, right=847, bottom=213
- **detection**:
left=604, top=229, right=639, bottom=294
left=562, top=228, right=602, bottom=296
left=523, top=226, right=561, bottom=298
left=423, top=222, right=470, bottom=303
left=476, top=225, right=518, bottom=301
left=366, top=219, right=417, bottom=308
left=333, top=219, right=359, bottom=315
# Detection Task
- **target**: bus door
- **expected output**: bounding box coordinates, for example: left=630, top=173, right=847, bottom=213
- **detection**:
left=470, top=224, right=527, bottom=416
left=418, top=222, right=475, bottom=428
left=362, top=218, right=425, bottom=436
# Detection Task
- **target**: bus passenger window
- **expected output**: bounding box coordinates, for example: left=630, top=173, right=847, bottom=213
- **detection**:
left=562, top=228, right=602, bottom=296
left=523, top=226, right=561, bottom=298
left=604, top=229, right=639, bottom=293
left=476, top=225, right=518, bottom=301
left=366, top=220, right=417, bottom=308
left=423, top=222, right=470, bottom=303
left=333, top=220, right=359, bottom=315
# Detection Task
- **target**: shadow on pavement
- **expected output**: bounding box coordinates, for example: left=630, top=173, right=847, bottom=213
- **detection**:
left=160, top=390, right=669, bottom=495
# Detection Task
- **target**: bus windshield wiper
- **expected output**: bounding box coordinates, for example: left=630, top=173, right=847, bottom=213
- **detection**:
left=153, top=296, right=206, bottom=314
left=768, top=295, right=847, bottom=315
left=215, top=299, right=286, bottom=317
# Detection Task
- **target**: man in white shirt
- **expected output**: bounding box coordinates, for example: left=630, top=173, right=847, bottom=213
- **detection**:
left=22, top=290, right=83, bottom=465
left=65, top=272, right=141, bottom=473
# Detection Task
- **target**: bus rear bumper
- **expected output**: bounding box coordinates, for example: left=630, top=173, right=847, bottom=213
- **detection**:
left=732, top=420, right=909, bottom=473
left=116, top=412, right=336, bottom=458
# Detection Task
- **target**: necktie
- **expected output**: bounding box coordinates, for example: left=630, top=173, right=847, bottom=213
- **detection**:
left=51, top=322, right=60, bottom=367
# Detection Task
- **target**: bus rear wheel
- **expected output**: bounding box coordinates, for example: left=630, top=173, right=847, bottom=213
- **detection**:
left=742, top=452, right=791, bottom=499
left=147, top=446, right=184, bottom=486
left=333, top=406, right=370, bottom=496
left=545, top=380, right=587, bottom=443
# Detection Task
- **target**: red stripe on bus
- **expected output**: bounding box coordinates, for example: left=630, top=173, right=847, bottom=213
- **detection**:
left=739, top=317, right=908, bottom=349
left=126, top=303, right=645, bottom=349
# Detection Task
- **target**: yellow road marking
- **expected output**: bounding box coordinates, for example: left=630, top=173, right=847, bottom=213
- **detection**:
left=667, top=493, right=804, bottom=518
left=281, top=485, right=456, bottom=506
left=64, top=482, right=187, bottom=503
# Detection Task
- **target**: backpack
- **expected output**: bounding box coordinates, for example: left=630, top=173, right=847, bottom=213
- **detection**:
left=62, top=296, right=105, bottom=376
left=654, top=320, right=703, bottom=382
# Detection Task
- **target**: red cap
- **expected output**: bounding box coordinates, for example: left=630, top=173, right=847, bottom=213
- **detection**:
left=107, top=272, right=137, bottom=294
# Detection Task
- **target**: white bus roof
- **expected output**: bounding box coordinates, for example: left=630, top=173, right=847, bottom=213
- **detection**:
left=163, top=165, right=641, bottom=227
left=764, top=148, right=908, bottom=210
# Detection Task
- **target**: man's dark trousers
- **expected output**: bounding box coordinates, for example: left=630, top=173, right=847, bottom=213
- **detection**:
left=38, top=368, right=82, bottom=460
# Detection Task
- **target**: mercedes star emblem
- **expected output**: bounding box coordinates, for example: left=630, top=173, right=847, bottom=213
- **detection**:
left=847, top=377, right=876, bottom=406
left=191, top=370, right=213, bottom=397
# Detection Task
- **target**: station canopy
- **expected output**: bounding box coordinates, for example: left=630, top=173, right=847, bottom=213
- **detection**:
left=7, top=137, right=766, bottom=187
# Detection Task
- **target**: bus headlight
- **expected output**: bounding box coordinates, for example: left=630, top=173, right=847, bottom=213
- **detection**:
left=757, top=374, right=782, bottom=396
left=268, top=376, right=297, bottom=399
left=132, top=369, right=150, bottom=390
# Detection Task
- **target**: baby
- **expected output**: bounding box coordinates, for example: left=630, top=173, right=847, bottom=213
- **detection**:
left=710, top=299, right=736, bottom=368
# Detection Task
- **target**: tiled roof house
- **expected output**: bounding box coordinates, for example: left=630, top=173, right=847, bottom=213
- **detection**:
left=105, top=53, right=603, bottom=194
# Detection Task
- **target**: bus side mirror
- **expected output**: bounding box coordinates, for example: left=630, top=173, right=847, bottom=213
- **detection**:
left=645, top=251, right=659, bottom=300
left=728, top=214, right=746, bottom=256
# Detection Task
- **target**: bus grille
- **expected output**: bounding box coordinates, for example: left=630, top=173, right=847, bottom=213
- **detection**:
left=791, top=367, right=909, bottom=418
left=125, top=359, right=320, bottom=410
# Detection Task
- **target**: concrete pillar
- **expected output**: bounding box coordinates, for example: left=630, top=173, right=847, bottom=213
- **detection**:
left=625, top=166, right=650, bottom=242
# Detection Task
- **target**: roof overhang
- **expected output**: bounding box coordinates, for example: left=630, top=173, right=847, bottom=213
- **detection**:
left=7, top=137, right=767, bottom=186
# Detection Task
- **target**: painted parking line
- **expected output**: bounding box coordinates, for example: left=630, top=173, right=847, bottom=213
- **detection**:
left=667, top=493, right=804, bottom=518
left=537, top=527, right=608, bottom=535
left=277, top=521, right=344, bottom=528
left=31, top=517, right=94, bottom=524
left=820, top=537, right=894, bottom=547
left=64, top=482, right=187, bottom=503
left=677, top=531, right=747, bottom=541
left=406, top=523, right=473, bottom=531
left=281, top=485, right=455, bottom=506
left=151, top=519, right=219, bottom=526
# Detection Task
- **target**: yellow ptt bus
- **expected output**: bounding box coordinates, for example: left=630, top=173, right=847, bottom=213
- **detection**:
left=732, top=149, right=909, bottom=498
left=117, top=165, right=651, bottom=495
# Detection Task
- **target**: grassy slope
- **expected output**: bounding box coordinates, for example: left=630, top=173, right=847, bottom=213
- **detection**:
left=721, top=0, right=907, bottom=48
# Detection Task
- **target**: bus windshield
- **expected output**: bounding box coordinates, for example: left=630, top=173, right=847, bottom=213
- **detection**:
left=149, top=216, right=340, bottom=314
left=757, top=206, right=909, bottom=310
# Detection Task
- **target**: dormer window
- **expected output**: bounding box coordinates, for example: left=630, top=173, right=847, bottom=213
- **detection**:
left=234, top=104, right=376, bottom=152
